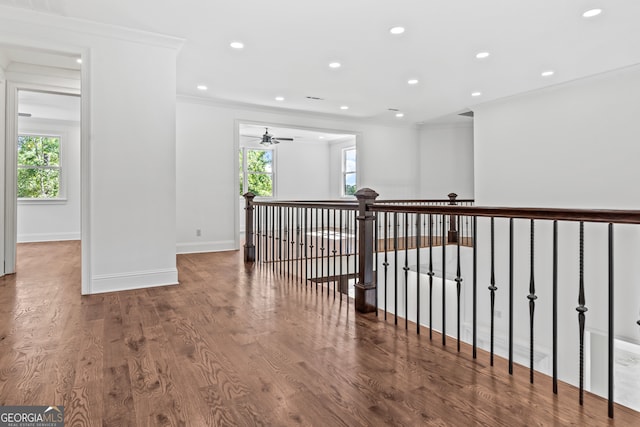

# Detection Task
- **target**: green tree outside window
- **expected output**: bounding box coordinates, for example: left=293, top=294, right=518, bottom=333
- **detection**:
left=240, top=148, right=274, bottom=197
left=17, top=135, right=61, bottom=198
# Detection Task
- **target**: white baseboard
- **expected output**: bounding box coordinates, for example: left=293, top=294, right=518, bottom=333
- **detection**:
left=18, top=232, right=81, bottom=243
left=176, top=239, right=237, bottom=254
left=89, top=268, right=178, bottom=295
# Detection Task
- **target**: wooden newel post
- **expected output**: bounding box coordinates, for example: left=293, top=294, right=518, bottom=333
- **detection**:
left=448, top=192, right=458, bottom=243
left=243, top=192, right=256, bottom=263
left=355, top=188, right=379, bottom=313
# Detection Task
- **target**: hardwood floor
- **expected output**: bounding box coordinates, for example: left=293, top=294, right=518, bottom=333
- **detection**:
left=1, top=241, right=639, bottom=426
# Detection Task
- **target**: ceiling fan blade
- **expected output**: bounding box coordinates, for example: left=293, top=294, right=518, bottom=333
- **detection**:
left=273, top=138, right=294, bottom=141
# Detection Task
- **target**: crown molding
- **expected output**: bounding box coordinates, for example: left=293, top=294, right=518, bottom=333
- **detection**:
left=0, top=5, right=184, bottom=51
left=471, top=61, right=640, bottom=113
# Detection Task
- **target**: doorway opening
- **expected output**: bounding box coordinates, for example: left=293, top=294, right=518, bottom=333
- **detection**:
left=235, top=121, right=358, bottom=249
left=1, top=44, right=85, bottom=293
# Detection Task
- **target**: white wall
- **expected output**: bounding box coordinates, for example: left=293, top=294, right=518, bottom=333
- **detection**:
left=0, top=7, right=183, bottom=293
left=472, top=65, right=640, bottom=392
left=17, top=118, right=81, bottom=242
left=418, top=122, right=475, bottom=199
left=474, top=65, right=640, bottom=209
left=176, top=97, right=418, bottom=254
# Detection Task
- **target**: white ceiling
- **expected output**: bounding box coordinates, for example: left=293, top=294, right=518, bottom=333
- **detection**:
left=2, top=1, right=640, bottom=125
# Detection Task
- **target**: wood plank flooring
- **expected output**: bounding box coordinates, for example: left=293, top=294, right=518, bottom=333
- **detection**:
left=1, top=241, right=639, bottom=426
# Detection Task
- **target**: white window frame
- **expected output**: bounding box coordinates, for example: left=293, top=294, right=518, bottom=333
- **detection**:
left=342, top=146, right=357, bottom=197
left=17, top=131, right=67, bottom=204
left=240, top=147, right=276, bottom=199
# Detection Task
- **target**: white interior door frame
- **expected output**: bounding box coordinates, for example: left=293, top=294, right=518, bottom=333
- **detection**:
left=0, top=70, right=5, bottom=276
left=5, top=82, right=81, bottom=274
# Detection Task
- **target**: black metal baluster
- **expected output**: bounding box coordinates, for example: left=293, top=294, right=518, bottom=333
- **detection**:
left=256, top=205, right=261, bottom=263
left=346, top=211, right=350, bottom=301
left=279, top=206, right=283, bottom=276
left=509, top=218, right=514, bottom=375
left=442, top=214, right=447, bottom=346
left=429, top=214, right=434, bottom=340
left=489, top=217, right=497, bottom=366
left=577, top=221, right=586, bottom=403
left=528, top=219, right=537, bottom=384
left=394, top=212, right=399, bottom=325
left=297, top=208, right=302, bottom=282
left=552, top=220, right=558, bottom=390
left=290, top=207, right=295, bottom=280
left=339, top=210, right=343, bottom=301
left=286, top=207, right=290, bottom=279
left=304, top=207, right=309, bottom=286
left=473, top=216, right=477, bottom=359
left=416, top=213, right=421, bottom=334
left=332, top=209, right=337, bottom=299
left=384, top=212, right=389, bottom=320
left=608, top=223, right=614, bottom=419
left=455, top=215, right=462, bottom=352
left=375, top=211, right=379, bottom=316
left=320, top=209, right=325, bottom=295
left=315, top=208, right=319, bottom=292
left=271, top=206, right=275, bottom=271
left=404, top=212, right=409, bottom=330
left=263, top=205, right=267, bottom=265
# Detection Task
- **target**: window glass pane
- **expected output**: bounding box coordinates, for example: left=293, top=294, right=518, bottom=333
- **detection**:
left=344, top=172, right=356, bottom=196
left=18, top=135, right=60, bottom=167
left=247, top=149, right=273, bottom=173
left=17, top=167, right=60, bottom=198
left=344, top=149, right=356, bottom=172
left=248, top=173, right=273, bottom=197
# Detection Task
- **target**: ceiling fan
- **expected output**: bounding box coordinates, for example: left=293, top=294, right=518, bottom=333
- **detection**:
left=257, top=128, right=294, bottom=146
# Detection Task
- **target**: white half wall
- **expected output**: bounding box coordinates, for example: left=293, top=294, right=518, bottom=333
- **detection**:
left=418, top=122, right=474, bottom=199
left=176, top=97, right=418, bottom=254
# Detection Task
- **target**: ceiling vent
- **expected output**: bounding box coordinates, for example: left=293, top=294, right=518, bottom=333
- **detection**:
left=388, top=108, right=400, bottom=112
left=306, top=96, right=324, bottom=100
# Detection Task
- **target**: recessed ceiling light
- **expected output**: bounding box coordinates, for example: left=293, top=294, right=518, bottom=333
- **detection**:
left=389, top=26, right=405, bottom=35
left=476, top=52, right=490, bottom=59
left=230, top=41, right=244, bottom=49
left=76, top=58, right=82, bottom=64
left=471, top=92, right=482, bottom=97
left=541, top=70, right=555, bottom=77
left=275, top=96, right=284, bottom=101
left=407, top=79, right=419, bottom=85
left=396, top=113, right=404, bottom=118
left=340, top=105, right=349, bottom=110
left=329, top=62, right=341, bottom=68
left=197, top=85, right=208, bottom=91
left=583, top=9, right=602, bottom=18
left=319, top=136, right=325, bottom=139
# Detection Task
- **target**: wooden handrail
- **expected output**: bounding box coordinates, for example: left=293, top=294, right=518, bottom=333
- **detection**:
left=370, top=204, right=640, bottom=224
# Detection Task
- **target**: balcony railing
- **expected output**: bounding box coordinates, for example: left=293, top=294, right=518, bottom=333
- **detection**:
left=243, top=188, right=640, bottom=419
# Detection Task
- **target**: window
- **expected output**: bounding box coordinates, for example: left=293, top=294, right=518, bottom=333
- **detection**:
left=342, top=147, right=356, bottom=196
left=17, top=134, right=62, bottom=199
left=239, top=148, right=275, bottom=197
